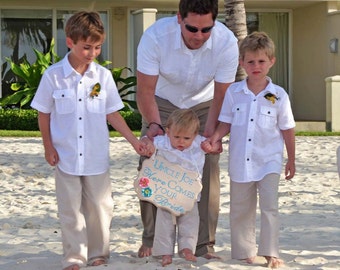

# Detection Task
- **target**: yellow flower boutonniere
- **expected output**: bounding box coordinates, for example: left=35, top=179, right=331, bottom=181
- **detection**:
left=90, top=82, right=101, bottom=98
left=264, top=92, right=279, bottom=104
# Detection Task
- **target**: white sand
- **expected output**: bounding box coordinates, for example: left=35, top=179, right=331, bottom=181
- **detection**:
left=0, top=136, right=339, bottom=270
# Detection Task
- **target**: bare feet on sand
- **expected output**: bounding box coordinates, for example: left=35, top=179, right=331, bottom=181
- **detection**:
left=244, top=256, right=256, bottom=264
left=179, top=248, right=197, bottom=262
left=265, top=256, right=284, bottom=268
left=63, top=265, right=80, bottom=270
left=161, top=255, right=173, bottom=266
left=203, top=252, right=221, bottom=259
left=89, top=257, right=107, bottom=266
left=138, top=244, right=152, bottom=258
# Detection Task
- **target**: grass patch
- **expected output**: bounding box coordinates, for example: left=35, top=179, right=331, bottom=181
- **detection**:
left=0, top=130, right=141, bottom=138
left=295, top=131, right=340, bottom=136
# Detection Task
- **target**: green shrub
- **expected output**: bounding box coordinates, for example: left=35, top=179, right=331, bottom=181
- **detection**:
left=0, top=39, right=137, bottom=110
left=0, top=108, right=142, bottom=131
left=117, top=110, right=142, bottom=131
left=0, top=109, right=39, bottom=131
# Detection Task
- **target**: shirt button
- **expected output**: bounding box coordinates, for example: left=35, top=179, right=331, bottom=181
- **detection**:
left=79, top=135, right=82, bottom=138
left=79, top=98, right=82, bottom=102
left=247, top=158, right=250, bottom=161
left=79, top=117, right=82, bottom=120
left=250, top=119, right=254, bottom=121
left=248, top=139, right=251, bottom=141
left=80, top=153, right=82, bottom=156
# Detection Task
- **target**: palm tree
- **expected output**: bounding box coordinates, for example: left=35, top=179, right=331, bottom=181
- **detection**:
left=224, top=0, right=247, bottom=81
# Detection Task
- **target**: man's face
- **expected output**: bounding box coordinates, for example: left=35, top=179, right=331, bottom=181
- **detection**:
left=177, top=12, right=215, bottom=50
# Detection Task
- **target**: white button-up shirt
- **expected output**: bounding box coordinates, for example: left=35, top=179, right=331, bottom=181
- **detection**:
left=137, top=16, right=239, bottom=108
left=153, top=134, right=206, bottom=176
left=219, top=78, right=295, bottom=183
left=31, top=54, right=124, bottom=175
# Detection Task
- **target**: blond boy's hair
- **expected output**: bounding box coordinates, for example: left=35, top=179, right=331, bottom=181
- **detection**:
left=65, top=11, right=105, bottom=43
left=166, top=109, right=200, bottom=135
left=239, top=31, right=275, bottom=60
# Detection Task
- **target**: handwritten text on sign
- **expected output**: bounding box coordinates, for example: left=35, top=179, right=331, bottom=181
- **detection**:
left=134, top=155, right=202, bottom=216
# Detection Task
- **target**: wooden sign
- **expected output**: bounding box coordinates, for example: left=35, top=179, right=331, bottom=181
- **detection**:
left=134, top=154, right=202, bottom=216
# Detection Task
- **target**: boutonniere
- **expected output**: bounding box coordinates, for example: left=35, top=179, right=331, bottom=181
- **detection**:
left=264, top=92, right=279, bottom=104
left=90, top=82, right=101, bottom=98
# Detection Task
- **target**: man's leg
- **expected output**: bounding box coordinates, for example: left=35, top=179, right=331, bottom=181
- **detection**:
left=137, top=118, right=157, bottom=257
left=195, top=153, right=220, bottom=257
left=192, top=100, right=221, bottom=257
left=137, top=97, right=177, bottom=257
left=138, top=200, right=157, bottom=257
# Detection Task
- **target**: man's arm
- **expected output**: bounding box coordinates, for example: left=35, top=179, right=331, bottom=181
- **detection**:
left=203, top=81, right=231, bottom=137
left=136, top=71, right=164, bottom=137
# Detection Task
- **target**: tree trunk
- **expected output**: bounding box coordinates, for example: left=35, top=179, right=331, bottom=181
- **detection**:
left=224, top=0, right=247, bottom=81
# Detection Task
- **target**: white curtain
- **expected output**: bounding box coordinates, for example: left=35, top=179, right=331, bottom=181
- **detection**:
left=259, top=13, right=289, bottom=93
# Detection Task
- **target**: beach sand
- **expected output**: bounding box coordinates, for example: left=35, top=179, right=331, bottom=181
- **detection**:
left=0, top=136, right=339, bottom=270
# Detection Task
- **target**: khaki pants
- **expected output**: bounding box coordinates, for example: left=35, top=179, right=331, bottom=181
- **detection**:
left=230, top=173, right=280, bottom=259
left=55, top=167, right=113, bottom=268
left=139, top=97, right=220, bottom=256
left=153, top=203, right=199, bottom=256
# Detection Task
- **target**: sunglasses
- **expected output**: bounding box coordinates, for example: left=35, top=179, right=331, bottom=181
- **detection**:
left=184, top=23, right=214, bottom=33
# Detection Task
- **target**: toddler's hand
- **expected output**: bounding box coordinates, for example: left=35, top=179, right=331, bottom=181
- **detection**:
left=201, top=139, right=223, bottom=154
left=201, top=139, right=213, bottom=153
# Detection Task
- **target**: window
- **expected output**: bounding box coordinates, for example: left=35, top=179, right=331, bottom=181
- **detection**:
left=247, top=12, right=289, bottom=92
left=1, top=9, right=52, bottom=98
left=0, top=9, right=109, bottom=99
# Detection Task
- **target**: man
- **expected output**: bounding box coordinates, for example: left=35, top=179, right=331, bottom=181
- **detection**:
left=136, top=0, right=239, bottom=258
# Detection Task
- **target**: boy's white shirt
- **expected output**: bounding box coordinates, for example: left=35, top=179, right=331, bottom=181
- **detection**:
left=31, top=53, right=124, bottom=175
left=153, top=134, right=206, bottom=177
left=218, top=77, right=295, bottom=183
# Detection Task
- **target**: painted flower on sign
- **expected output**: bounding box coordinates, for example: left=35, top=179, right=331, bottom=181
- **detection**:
left=141, top=187, right=152, bottom=198
left=139, top=177, right=150, bottom=188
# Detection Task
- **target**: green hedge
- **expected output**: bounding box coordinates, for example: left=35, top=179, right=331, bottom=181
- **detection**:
left=0, top=108, right=142, bottom=131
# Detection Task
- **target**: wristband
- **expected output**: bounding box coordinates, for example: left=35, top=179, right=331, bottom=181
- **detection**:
left=147, top=122, right=165, bottom=134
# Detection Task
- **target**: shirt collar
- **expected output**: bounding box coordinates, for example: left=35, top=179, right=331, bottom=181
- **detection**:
left=62, top=52, right=96, bottom=78
left=62, top=53, right=74, bottom=77
left=234, top=76, right=276, bottom=95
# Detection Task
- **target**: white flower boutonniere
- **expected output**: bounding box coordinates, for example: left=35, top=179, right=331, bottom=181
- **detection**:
left=90, top=82, right=101, bottom=98
left=264, top=92, right=279, bottom=104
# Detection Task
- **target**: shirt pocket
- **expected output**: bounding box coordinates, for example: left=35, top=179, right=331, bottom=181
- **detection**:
left=258, top=106, right=277, bottom=129
left=231, top=103, right=247, bottom=126
left=86, top=90, right=106, bottom=113
left=52, top=90, right=75, bottom=114
left=160, top=68, right=183, bottom=84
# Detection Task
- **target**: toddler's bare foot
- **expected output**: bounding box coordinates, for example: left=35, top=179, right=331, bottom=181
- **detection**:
left=162, top=255, right=172, bottom=266
left=89, top=258, right=106, bottom=266
left=63, top=265, right=80, bottom=270
left=245, top=256, right=256, bottom=264
left=179, top=248, right=197, bottom=262
left=265, top=256, right=284, bottom=268
left=203, top=252, right=221, bottom=259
